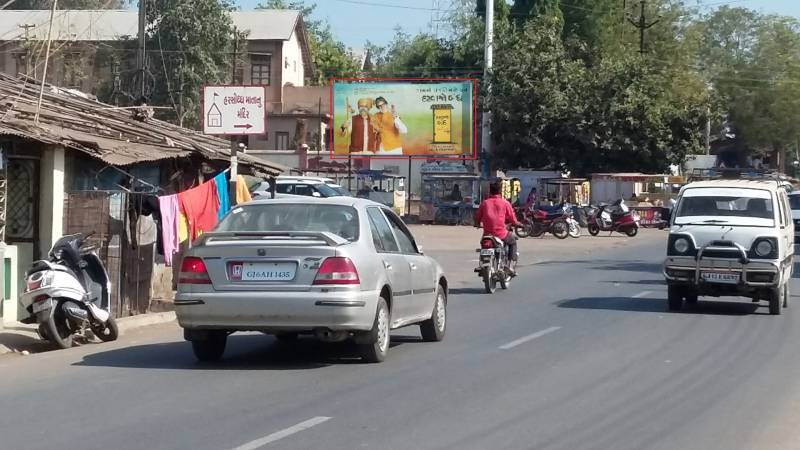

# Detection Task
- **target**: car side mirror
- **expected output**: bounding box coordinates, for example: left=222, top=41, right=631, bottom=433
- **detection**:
left=417, top=245, right=424, bottom=255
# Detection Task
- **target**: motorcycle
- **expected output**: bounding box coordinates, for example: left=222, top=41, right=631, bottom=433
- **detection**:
left=515, top=204, right=571, bottom=239
left=587, top=199, right=640, bottom=237
left=20, top=232, right=119, bottom=349
left=474, top=234, right=516, bottom=294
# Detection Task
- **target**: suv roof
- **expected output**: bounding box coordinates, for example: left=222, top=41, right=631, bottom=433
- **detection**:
left=681, top=179, right=784, bottom=192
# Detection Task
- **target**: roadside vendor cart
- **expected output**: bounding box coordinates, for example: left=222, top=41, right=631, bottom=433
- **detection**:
left=420, top=174, right=482, bottom=225
left=539, top=178, right=590, bottom=205
left=355, top=170, right=407, bottom=215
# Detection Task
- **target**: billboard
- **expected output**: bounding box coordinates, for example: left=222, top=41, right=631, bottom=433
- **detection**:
left=331, top=79, right=476, bottom=159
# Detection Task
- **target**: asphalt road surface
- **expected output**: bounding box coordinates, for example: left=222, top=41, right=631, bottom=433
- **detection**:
left=2, top=236, right=800, bottom=450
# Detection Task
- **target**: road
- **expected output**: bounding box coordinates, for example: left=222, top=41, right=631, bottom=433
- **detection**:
left=2, top=234, right=800, bottom=450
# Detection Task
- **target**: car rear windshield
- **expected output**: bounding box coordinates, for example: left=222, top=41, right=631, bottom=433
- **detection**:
left=675, top=188, right=774, bottom=225
left=215, top=204, right=359, bottom=241
left=790, top=195, right=800, bottom=210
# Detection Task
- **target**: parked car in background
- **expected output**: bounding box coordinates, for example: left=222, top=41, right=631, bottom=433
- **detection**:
left=789, top=190, right=800, bottom=241
left=251, top=176, right=351, bottom=198
left=174, top=197, right=448, bottom=363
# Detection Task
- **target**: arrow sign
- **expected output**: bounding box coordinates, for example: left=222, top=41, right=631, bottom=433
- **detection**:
left=202, top=86, right=266, bottom=135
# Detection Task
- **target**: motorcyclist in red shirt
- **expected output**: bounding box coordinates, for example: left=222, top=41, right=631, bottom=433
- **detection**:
left=475, top=181, right=521, bottom=274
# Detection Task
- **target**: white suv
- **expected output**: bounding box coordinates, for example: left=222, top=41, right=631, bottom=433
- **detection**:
left=252, top=176, right=351, bottom=198
left=663, top=179, right=794, bottom=315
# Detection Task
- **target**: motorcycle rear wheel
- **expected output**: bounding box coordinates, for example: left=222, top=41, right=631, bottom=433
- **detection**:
left=45, top=307, right=74, bottom=349
left=515, top=223, right=531, bottom=238
left=552, top=220, right=569, bottom=239
left=483, top=269, right=496, bottom=294
left=568, top=222, right=581, bottom=238
left=625, top=226, right=639, bottom=237
left=92, top=316, right=119, bottom=342
left=588, top=223, right=600, bottom=236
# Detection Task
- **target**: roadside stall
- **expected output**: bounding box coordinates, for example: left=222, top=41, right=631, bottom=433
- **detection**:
left=539, top=178, right=590, bottom=205
left=420, top=174, right=482, bottom=224
left=591, top=173, right=684, bottom=228
left=355, top=170, right=407, bottom=214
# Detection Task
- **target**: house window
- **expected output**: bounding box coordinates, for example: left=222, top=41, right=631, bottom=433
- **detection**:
left=276, top=132, right=290, bottom=150
left=250, top=55, right=271, bottom=85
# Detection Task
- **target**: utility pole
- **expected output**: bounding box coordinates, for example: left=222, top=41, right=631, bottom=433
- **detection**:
left=137, top=0, right=147, bottom=98
left=627, top=0, right=659, bottom=54
left=705, top=105, right=711, bottom=156
left=19, top=24, right=34, bottom=75
left=34, top=0, right=57, bottom=124
left=481, top=0, right=494, bottom=178
left=231, top=26, right=238, bottom=83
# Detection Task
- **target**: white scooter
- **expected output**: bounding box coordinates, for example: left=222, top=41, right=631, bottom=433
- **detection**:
left=21, top=232, right=118, bottom=349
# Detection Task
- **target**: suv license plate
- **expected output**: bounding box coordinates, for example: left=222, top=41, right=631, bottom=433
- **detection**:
left=480, top=249, right=494, bottom=256
left=701, top=272, right=739, bottom=284
left=32, top=298, right=53, bottom=314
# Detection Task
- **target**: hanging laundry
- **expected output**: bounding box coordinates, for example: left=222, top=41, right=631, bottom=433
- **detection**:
left=158, top=194, right=180, bottom=266
left=178, top=211, right=189, bottom=243
left=214, top=172, right=230, bottom=220
left=178, top=180, right=220, bottom=240
left=128, top=193, right=163, bottom=254
left=236, top=175, right=252, bottom=204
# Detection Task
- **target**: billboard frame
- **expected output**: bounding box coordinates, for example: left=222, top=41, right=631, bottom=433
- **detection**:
left=329, top=77, right=479, bottom=161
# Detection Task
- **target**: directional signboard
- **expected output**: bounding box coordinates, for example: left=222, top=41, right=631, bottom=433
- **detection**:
left=202, top=85, right=266, bottom=135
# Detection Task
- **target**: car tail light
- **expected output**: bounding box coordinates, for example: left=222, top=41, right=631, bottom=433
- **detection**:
left=313, top=257, right=360, bottom=285
left=481, top=239, right=494, bottom=249
left=179, top=257, right=211, bottom=284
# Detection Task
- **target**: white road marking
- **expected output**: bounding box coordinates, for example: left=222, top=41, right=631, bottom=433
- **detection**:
left=499, top=326, right=561, bottom=350
left=230, top=416, right=331, bottom=450
left=632, top=291, right=653, bottom=298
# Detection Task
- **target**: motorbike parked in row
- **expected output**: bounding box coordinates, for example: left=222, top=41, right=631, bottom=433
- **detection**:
left=21, top=232, right=119, bottom=349
left=515, top=203, right=580, bottom=239
left=475, top=234, right=515, bottom=294
left=587, top=199, right=640, bottom=237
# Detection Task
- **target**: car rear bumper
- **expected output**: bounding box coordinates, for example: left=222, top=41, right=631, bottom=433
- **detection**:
left=174, top=288, right=379, bottom=332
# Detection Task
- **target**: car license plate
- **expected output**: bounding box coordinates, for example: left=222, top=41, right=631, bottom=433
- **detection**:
left=480, top=249, right=494, bottom=256
left=32, top=298, right=52, bottom=314
left=701, top=272, right=739, bottom=284
left=235, top=262, right=297, bottom=282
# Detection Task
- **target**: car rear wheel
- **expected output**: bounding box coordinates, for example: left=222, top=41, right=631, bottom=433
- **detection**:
left=668, top=286, right=683, bottom=311
left=360, top=297, right=390, bottom=363
left=420, top=285, right=446, bottom=342
left=191, top=331, right=227, bottom=362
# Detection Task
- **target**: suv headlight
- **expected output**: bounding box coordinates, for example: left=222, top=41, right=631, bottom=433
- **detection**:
left=755, top=239, right=774, bottom=257
left=674, top=237, right=689, bottom=254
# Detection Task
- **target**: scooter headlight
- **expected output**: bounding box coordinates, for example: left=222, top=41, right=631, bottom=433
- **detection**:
left=673, top=238, right=690, bottom=254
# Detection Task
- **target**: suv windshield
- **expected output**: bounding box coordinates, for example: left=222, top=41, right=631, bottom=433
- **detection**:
left=215, top=204, right=359, bottom=241
left=675, top=187, right=775, bottom=226
left=276, top=183, right=342, bottom=197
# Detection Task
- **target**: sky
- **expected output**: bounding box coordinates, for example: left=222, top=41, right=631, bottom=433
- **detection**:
left=235, top=0, right=800, bottom=49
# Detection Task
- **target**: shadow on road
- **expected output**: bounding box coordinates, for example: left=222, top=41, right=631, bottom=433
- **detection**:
left=73, top=334, right=414, bottom=370
left=602, top=279, right=666, bottom=286
left=449, top=287, right=485, bottom=295
left=557, top=296, right=764, bottom=316
left=532, top=259, right=663, bottom=274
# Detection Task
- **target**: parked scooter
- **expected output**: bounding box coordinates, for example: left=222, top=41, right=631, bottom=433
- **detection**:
left=587, top=199, right=640, bottom=237
left=515, top=204, right=571, bottom=239
left=21, top=232, right=118, bottom=349
left=474, top=235, right=515, bottom=294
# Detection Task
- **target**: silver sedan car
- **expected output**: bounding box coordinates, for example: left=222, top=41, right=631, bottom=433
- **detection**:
left=175, top=197, right=448, bottom=363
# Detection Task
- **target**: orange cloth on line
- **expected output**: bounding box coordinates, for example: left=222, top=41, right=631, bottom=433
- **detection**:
left=236, top=175, right=252, bottom=203
left=178, top=180, right=220, bottom=240
left=177, top=212, right=189, bottom=242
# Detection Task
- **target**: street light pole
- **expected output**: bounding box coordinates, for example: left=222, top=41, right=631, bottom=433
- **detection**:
left=481, top=0, right=494, bottom=178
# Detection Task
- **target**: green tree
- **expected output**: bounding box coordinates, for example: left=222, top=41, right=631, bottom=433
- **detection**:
left=146, top=0, right=236, bottom=127
left=259, top=0, right=359, bottom=84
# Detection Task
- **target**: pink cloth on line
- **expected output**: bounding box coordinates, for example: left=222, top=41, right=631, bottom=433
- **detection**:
left=158, top=194, right=180, bottom=266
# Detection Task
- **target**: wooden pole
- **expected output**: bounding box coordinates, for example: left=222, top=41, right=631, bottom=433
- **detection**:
left=34, top=0, right=57, bottom=124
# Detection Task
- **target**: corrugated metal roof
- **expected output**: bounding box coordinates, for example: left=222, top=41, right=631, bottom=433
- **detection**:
left=0, top=74, right=287, bottom=174
left=0, top=9, right=300, bottom=41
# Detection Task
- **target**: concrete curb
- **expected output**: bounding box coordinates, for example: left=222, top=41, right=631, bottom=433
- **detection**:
left=116, top=311, right=176, bottom=334
left=0, top=311, right=177, bottom=356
